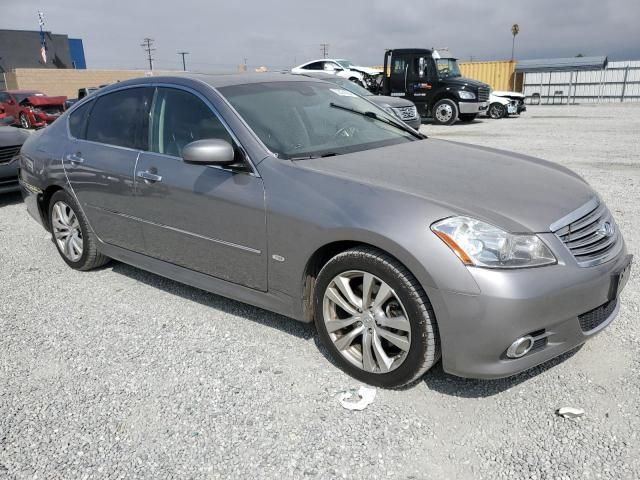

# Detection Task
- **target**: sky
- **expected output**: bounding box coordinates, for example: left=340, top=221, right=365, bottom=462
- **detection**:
left=3, top=0, right=640, bottom=72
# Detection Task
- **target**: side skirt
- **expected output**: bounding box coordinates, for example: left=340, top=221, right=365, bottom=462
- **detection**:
left=97, top=239, right=305, bottom=322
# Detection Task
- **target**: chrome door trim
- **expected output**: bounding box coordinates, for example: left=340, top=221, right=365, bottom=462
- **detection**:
left=86, top=204, right=262, bottom=255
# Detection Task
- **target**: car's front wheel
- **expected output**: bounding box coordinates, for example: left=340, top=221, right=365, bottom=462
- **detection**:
left=489, top=102, right=506, bottom=119
left=314, top=247, right=440, bottom=388
left=49, top=190, right=110, bottom=270
left=432, top=99, right=458, bottom=125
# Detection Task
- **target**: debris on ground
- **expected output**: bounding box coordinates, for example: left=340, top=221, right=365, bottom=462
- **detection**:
left=556, top=407, right=585, bottom=419
left=337, top=386, right=377, bottom=411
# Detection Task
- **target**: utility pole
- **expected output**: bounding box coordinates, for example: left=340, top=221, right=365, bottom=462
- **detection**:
left=177, top=51, right=190, bottom=71
left=511, top=24, right=520, bottom=91
left=141, top=38, right=155, bottom=71
left=320, top=43, right=329, bottom=59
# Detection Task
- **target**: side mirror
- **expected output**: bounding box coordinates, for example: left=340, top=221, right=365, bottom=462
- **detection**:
left=182, top=139, right=235, bottom=166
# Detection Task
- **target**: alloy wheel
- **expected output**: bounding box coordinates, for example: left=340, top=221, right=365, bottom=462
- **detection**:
left=51, top=201, right=83, bottom=262
left=322, top=270, right=411, bottom=374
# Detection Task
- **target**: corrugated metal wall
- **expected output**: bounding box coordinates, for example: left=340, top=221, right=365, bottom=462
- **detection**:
left=522, top=61, right=640, bottom=103
left=459, top=61, right=519, bottom=91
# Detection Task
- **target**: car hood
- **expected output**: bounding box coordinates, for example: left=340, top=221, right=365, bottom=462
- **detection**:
left=20, top=95, right=67, bottom=107
left=489, top=94, right=510, bottom=105
left=0, top=126, right=31, bottom=146
left=295, top=139, right=594, bottom=233
left=492, top=90, right=525, bottom=99
left=351, top=66, right=383, bottom=75
left=367, top=96, right=415, bottom=108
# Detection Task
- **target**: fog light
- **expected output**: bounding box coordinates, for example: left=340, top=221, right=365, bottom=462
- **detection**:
left=506, top=336, right=534, bottom=358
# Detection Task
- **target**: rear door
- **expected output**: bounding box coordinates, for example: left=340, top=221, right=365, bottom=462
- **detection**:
left=132, top=86, right=268, bottom=290
left=63, top=87, right=153, bottom=252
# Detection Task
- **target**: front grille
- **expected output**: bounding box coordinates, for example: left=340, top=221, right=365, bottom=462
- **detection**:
left=552, top=200, right=621, bottom=267
left=393, top=105, right=418, bottom=121
left=578, top=300, right=617, bottom=332
left=478, top=86, right=490, bottom=102
left=0, top=145, right=21, bottom=165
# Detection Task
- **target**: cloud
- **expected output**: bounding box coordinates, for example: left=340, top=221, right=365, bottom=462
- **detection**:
left=3, top=0, right=639, bottom=71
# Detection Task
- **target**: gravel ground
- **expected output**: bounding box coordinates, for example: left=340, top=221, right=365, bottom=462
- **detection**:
left=1, top=103, right=639, bottom=479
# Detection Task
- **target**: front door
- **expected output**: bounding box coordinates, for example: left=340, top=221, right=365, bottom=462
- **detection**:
left=133, top=87, right=268, bottom=291
left=63, top=87, right=153, bottom=252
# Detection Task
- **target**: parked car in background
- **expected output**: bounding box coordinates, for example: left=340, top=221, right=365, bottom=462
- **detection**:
left=492, top=90, right=527, bottom=115
left=19, top=74, right=632, bottom=388
left=381, top=49, right=490, bottom=125
left=291, top=58, right=382, bottom=91
left=0, top=124, right=30, bottom=193
left=299, top=72, right=421, bottom=129
left=0, top=90, right=67, bottom=129
left=65, top=85, right=109, bottom=110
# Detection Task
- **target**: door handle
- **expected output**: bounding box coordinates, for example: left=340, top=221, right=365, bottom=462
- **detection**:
left=65, top=152, right=84, bottom=164
left=137, top=170, right=162, bottom=183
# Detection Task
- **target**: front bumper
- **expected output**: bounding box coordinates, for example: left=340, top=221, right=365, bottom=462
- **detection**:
left=459, top=101, right=489, bottom=114
left=0, top=161, right=20, bottom=194
left=429, top=245, right=631, bottom=379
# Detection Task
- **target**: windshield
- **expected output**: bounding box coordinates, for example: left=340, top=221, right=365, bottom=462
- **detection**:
left=219, top=81, right=417, bottom=159
left=325, top=77, right=372, bottom=97
left=435, top=58, right=461, bottom=79
left=336, top=59, right=354, bottom=69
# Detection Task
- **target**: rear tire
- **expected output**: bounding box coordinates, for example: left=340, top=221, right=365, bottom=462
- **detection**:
left=314, top=246, right=440, bottom=388
left=432, top=99, right=458, bottom=125
left=48, top=190, right=110, bottom=271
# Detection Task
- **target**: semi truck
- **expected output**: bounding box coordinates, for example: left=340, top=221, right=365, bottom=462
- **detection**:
left=381, top=49, right=490, bottom=125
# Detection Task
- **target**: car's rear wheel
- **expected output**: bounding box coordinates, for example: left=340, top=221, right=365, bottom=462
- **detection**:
left=314, top=247, right=440, bottom=388
left=432, top=99, right=458, bottom=125
left=19, top=113, right=31, bottom=129
left=49, top=190, right=110, bottom=270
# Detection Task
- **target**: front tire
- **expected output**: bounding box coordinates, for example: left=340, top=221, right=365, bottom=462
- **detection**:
left=489, top=102, right=506, bottom=119
left=48, top=190, right=110, bottom=270
left=314, top=247, right=440, bottom=388
left=432, top=99, right=459, bottom=125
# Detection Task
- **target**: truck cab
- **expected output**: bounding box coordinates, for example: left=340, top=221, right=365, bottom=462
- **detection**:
left=382, top=49, right=490, bottom=125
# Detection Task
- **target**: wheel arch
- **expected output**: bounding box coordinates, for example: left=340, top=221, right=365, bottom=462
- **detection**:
left=39, top=184, right=66, bottom=231
left=300, top=239, right=437, bottom=323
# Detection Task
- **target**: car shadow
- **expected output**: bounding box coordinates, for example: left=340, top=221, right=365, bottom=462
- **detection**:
left=422, top=346, right=583, bottom=398
left=0, top=191, right=23, bottom=207
left=108, top=259, right=582, bottom=396
left=110, top=261, right=315, bottom=341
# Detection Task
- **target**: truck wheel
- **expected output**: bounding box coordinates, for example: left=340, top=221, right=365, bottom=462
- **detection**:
left=458, top=114, right=477, bottom=123
left=432, top=99, right=458, bottom=125
left=19, top=113, right=32, bottom=129
left=489, top=103, right=506, bottom=119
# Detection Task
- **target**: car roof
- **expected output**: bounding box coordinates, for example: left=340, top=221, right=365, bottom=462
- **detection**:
left=102, top=72, right=322, bottom=91
left=3, top=90, right=44, bottom=94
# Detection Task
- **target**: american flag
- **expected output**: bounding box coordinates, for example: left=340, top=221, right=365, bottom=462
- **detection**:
left=38, top=11, right=47, bottom=64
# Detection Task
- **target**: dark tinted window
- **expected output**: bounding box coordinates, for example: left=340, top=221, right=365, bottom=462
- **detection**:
left=304, top=62, right=324, bottom=71
left=0, top=93, right=9, bottom=103
left=68, top=101, right=93, bottom=139
left=86, top=88, right=152, bottom=149
left=149, top=87, right=233, bottom=157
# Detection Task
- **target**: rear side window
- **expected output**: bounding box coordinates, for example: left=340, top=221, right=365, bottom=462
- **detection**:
left=68, top=101, right=93, bottom=139
left=149, top=87, right=234, bottom=157
left=304, top=62, right=324, bottom=71
left=86, top=87, right=152, bottom=149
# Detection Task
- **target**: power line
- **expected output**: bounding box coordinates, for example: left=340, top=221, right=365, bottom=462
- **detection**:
left=320, top=43, right=329, bottom=59
left=140, top=37, right=155, bottom=71
left=177, top=51, right=190, bottom=71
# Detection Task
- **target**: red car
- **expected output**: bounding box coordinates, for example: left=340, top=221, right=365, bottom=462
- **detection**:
left=0, top=90, right=67, bottom=129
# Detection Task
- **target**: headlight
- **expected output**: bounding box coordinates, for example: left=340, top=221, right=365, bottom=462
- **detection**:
left=380, top=105, right=396, bottom=116
left=431, top=216, right=556, bottom=268
left=458, top=90, right=476, bottom=100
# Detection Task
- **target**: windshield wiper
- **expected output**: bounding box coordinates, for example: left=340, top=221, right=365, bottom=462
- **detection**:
left=288, top=152, right=339, bottom=161
left=329, top=102, right=424, bottom=138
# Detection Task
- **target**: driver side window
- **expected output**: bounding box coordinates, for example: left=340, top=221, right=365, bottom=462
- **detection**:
left=149, top=87, right=234, bottom=158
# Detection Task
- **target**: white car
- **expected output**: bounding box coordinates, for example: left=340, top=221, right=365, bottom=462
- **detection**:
left=291, top=59, right=381, bottom=88
left=486, top=91, right=527, bottom=119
